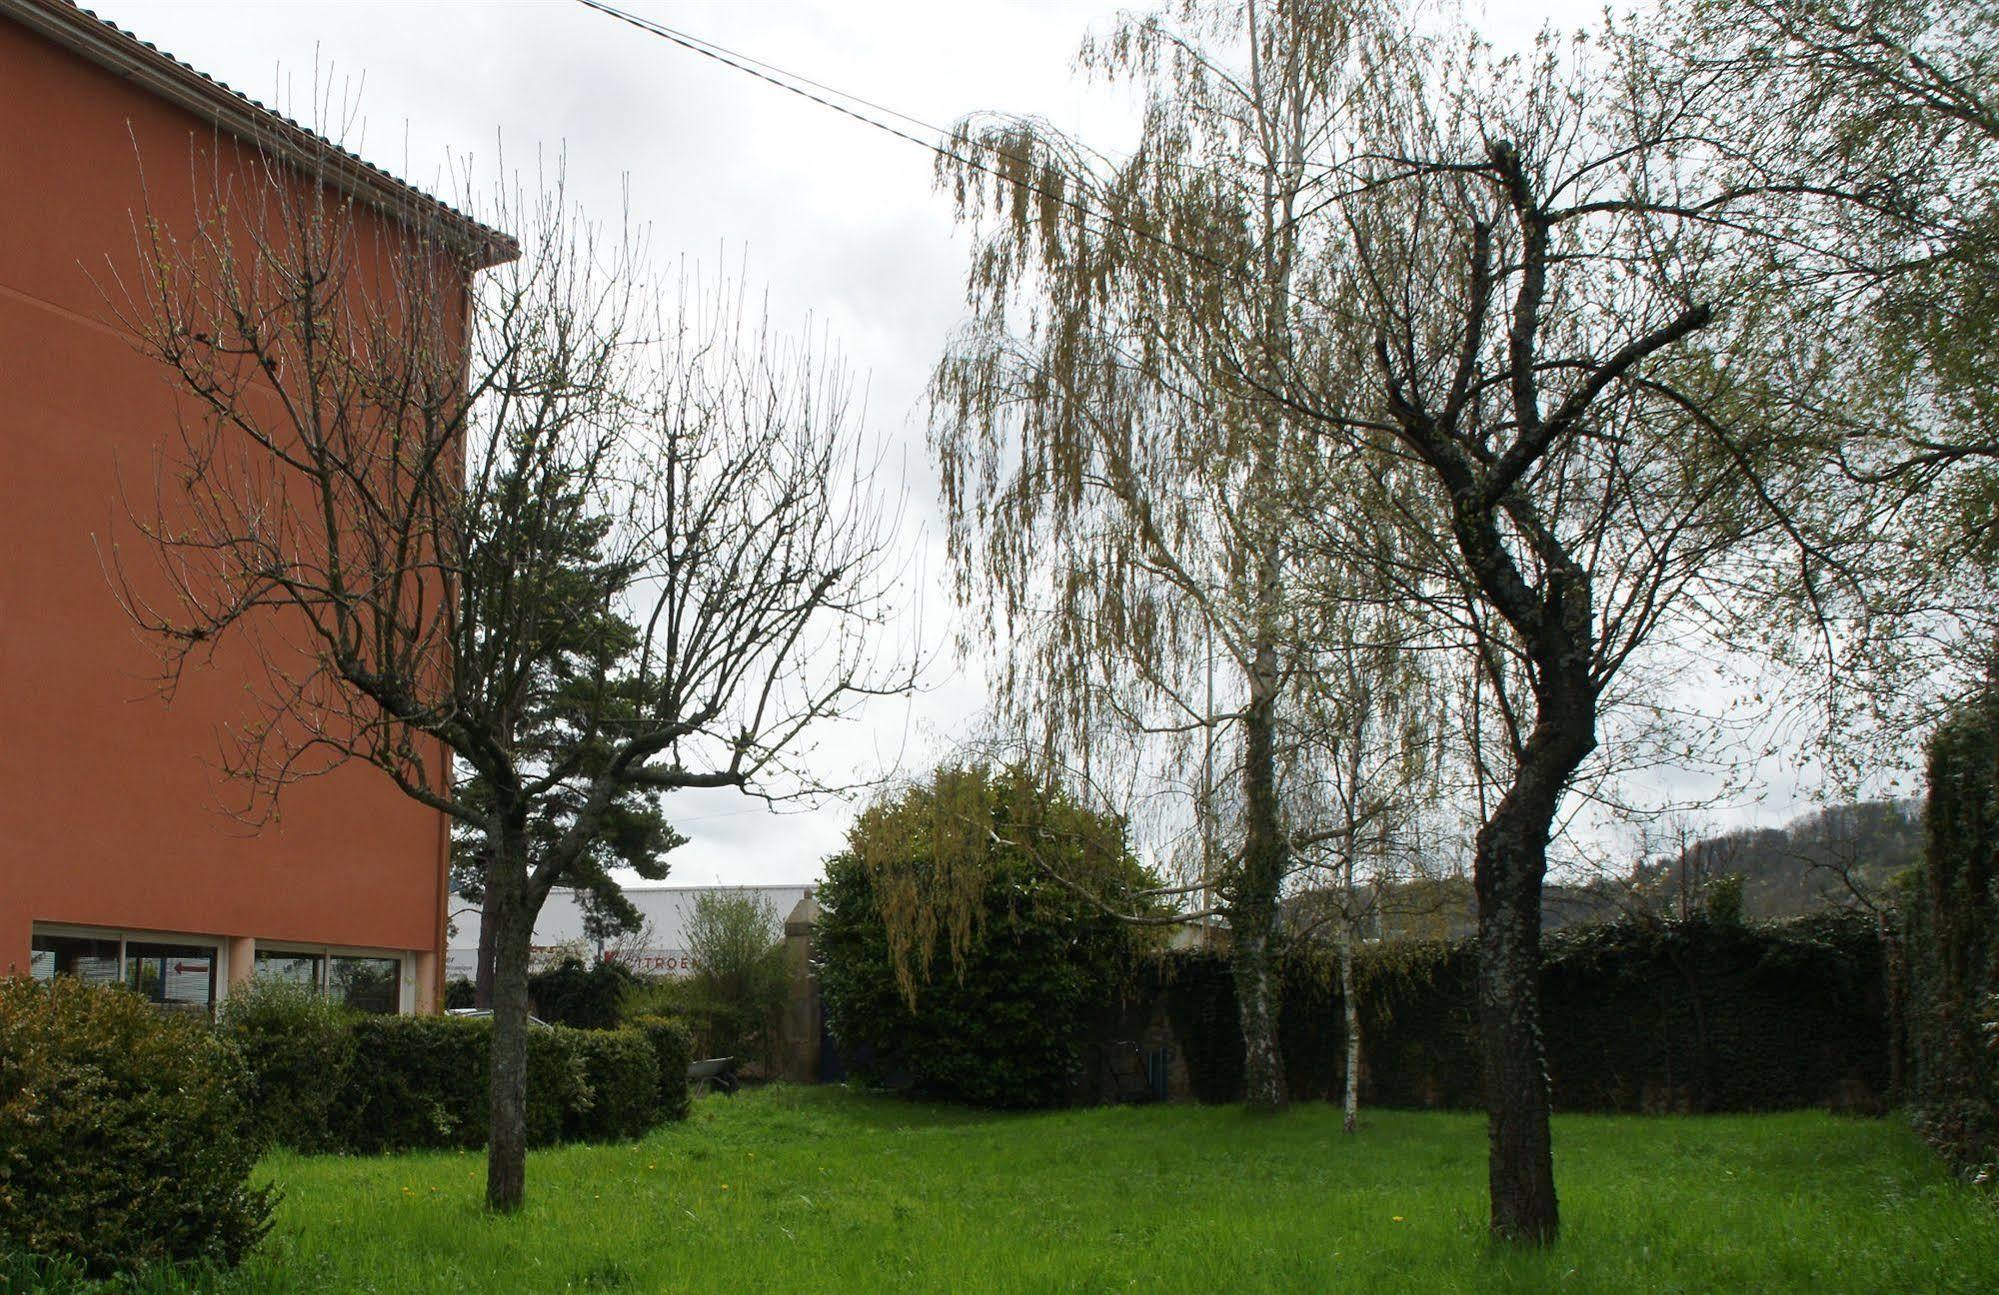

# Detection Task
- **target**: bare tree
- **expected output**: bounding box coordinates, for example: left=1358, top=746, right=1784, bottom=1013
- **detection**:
left=1241, top=17, right=1825, bottom=1239
left=109, top=146, right=907, bottom=1211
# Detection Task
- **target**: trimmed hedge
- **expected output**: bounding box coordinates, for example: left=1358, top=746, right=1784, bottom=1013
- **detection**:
left=333, top=1015, right=492, bottom=1152
left=632, top=1014, right=695, bottom=1122
left=0, top=977, right=274, bottom=1276
left=223, top=1012, right=681, bottom=1155
left=1162, top=910, right=1890, bottom=1113
left=215, top=977, right=353, bottom=1153
left=567, top=1027, right=659, bottom=1142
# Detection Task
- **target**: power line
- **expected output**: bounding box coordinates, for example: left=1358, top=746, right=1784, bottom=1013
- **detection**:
left=581, top=0, right=955, bottom=144
left=570, top=0, right=1252, bottom=284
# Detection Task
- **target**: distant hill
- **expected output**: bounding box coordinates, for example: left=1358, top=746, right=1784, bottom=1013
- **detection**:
left=1283, top=799, right=1923, bottom=944
left=1630, top=799, right=1923, bottom=921
left=1285, top=874, right=1626, bottom=944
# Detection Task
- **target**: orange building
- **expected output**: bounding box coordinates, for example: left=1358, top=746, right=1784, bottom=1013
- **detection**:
left=0, top=1, right=507, bottom=1013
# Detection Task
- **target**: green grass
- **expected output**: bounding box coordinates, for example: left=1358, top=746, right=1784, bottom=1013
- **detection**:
left=43, top=1087, right=1999, bottom=1293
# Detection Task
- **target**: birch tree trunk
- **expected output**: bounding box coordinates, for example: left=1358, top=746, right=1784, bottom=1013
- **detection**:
left=1233, top=631, right=1290, bottom=1113
left=1340, top=933, right=1361, bottom=1134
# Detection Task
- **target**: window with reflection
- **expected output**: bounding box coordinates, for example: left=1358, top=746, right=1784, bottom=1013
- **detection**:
left=330, top=955, right=399, bottom=1014
left=123, top=942, right=216, bottom=1013
left=30, top=933, right=121, bottom=986
left=253, top=949, right=324, bottom=990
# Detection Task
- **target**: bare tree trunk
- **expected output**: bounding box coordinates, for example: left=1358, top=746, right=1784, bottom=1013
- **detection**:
left=1234, top=637, right=1289, bottom=1114
left=1475, top=801, right=1557, bottom=1243
left=1474, top=684, right=1591, bottom=1244
left=484, top=856, right=533, bottom=1214
left=1340, top=933, right=1361, bottom=1134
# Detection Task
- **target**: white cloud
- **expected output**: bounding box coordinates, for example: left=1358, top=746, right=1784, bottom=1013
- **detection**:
left=88, top=0, right=1866, bottom=890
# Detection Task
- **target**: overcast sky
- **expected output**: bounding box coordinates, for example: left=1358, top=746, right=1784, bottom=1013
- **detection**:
left=85, top=0, right=1843, bottom=889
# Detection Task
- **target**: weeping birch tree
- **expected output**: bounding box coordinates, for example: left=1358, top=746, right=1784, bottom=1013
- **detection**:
left=930, top=0, right=1390, bottom=1113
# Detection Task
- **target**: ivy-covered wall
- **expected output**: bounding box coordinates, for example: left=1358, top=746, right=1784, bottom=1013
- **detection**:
left=1157, top=910, right=1889, bottom=1113
left=1906, top=686, right=1999, bottom=1174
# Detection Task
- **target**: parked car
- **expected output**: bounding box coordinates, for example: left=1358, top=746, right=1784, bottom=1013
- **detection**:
left=444, top=1007, right=554, bottom=1030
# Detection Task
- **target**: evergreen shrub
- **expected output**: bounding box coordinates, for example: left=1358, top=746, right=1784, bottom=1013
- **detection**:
left=0, top=977, right=274, bottom=1276
left=529, top=957, right=636, bottom=1030
left=817, top=765, right=1155, bottom=1109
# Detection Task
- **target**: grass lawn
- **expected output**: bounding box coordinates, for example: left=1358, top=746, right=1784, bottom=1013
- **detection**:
left=76, top=1086, right=1999, bottom=1294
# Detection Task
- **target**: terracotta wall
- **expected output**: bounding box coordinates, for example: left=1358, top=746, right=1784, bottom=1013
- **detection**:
left=0, top=18, right=454, bottom=986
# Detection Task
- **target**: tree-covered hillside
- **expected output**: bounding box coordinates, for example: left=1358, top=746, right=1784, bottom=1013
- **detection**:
left=1632, top=801, right=1922, bottom=921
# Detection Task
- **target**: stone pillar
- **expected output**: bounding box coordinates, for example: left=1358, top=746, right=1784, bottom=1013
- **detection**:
left=413, top=949, right=440, bottom=1015
left=779, top=892, right=820, bottom=1083
left=224, top=935, right=256, bottom=1003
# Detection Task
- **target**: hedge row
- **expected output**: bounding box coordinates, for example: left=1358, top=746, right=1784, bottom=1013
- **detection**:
left=1160, top=909, right=1889, bottom=1113
left=1, top=977, right=702, bottom=1279
left=220, top=986, right=694, bottom=1154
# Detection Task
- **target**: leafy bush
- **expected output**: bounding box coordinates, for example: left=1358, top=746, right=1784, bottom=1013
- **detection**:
left=215, top=976, right=353, bottom=1152
left=632, top=1014, right=695, bottom=1121
left=530, top=957, right=636, bottom=1030
left=0, top=977, right=274, bottom=1275
left=619, top=974, right=688, bottom=1022
left=525, top=1026, right=594, bottom=1147
left=685, top=891, right=790, bottom=1068
left=445, top=976, right=477, bottom=1010
left=621, top=976, right=747, bottom=1066
left=817, top=764, right=1154, bottom=1108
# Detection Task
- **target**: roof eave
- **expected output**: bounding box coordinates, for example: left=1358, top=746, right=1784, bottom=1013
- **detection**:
left=1, top=0, right=520, bottom=268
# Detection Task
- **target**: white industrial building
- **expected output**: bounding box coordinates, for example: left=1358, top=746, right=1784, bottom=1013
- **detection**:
left=445, top=883, right=814, bottom=982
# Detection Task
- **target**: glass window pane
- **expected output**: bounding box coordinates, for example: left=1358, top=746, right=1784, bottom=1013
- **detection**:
left=330, top=956, right=399, bottom=1014
left=124, top=942, right=216, bottom=1013
left=253, top=950, right=324, bottom=989
left=30, top=933, right=121, bottom=986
